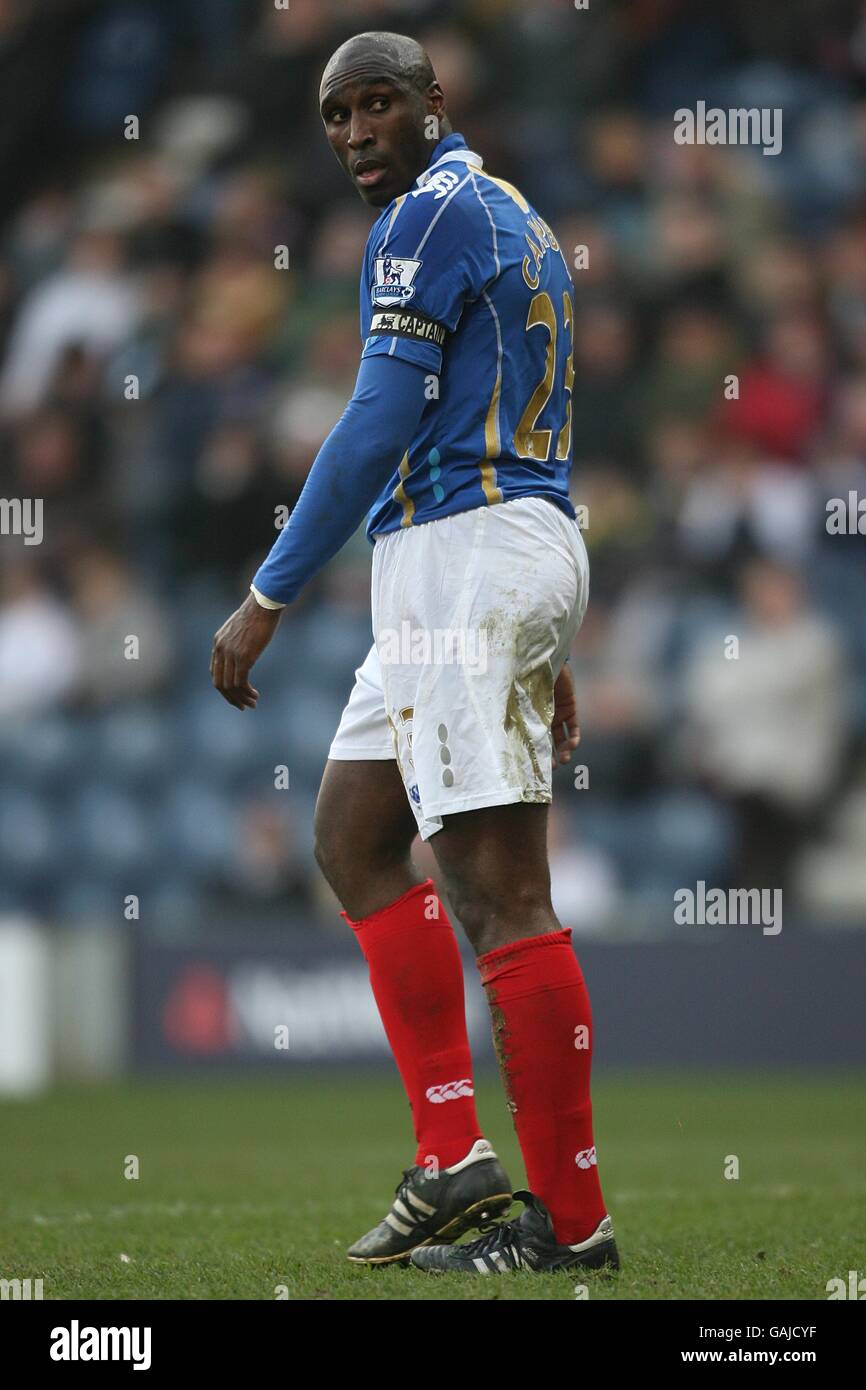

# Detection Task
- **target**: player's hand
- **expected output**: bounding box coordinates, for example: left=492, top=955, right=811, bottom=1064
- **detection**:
left=552, top=661, right=581, bottom=766
left=210, top=592, right=282, bottom=710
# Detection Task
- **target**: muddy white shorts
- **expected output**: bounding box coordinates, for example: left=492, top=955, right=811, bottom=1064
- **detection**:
left=327, top=495, right=589, bottom=840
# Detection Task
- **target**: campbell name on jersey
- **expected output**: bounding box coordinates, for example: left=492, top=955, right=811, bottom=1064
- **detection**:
left=359, top=132, right=576, bottom=537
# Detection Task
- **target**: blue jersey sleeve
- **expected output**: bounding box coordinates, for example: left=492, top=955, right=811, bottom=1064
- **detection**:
left=361, top=177, right=497, bottom=375
left=251, top=355, right=429, bottom=606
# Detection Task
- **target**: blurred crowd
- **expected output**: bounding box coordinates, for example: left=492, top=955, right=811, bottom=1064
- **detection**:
left=1, top=0, right=866, bottom=934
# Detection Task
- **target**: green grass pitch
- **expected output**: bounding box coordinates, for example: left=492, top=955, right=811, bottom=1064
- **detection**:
left=1, top=1071, right=862, bottom=1300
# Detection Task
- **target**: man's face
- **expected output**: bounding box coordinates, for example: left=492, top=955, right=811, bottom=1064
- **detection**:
left=320, top=73, right=440, bottom=208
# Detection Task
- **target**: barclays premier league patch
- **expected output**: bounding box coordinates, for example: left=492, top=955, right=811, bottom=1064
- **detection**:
left=372, top=255, right=423, bottom=305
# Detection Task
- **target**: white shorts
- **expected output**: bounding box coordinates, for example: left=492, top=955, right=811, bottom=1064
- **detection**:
left=328, top=495, right=589, bottom=840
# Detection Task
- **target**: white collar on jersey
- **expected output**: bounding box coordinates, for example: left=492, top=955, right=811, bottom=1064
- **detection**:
left=415, top=146, right=484, bottom=188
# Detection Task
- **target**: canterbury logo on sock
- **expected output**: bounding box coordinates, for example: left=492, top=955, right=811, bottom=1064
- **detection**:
left=575, top=1146, right=597, bottom=1168
left=425, top=1079, right=474, bottom=1103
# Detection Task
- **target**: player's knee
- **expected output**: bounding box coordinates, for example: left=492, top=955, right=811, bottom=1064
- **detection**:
left=313, top=803, right=410, bottom=902
left=444, top=878, right=553, bottom=949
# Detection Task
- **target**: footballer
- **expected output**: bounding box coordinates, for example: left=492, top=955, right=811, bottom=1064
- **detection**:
left=211, top=31, right=618, bottom=1277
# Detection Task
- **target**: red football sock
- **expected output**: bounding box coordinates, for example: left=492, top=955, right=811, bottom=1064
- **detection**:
left=344, top=878, right=482, bottom=1170
left=477, top=928, right=607, bottom=1244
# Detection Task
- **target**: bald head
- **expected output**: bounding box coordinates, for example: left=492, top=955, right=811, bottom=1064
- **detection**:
left=319, top=31, right=451, bottom=208
left=320, top=32, right=437, bottom=105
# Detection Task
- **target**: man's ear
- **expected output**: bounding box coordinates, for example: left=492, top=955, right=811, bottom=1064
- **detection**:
left=426, top=82, right=446, bottom=115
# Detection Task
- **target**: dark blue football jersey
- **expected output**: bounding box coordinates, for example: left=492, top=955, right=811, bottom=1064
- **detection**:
left=360, top=132, right=576, bottom=536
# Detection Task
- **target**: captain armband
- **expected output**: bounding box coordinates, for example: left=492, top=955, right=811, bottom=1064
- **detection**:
left=369, top=306, right=448, bottom=349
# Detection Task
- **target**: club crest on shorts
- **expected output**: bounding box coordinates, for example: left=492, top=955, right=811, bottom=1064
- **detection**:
left=372, top=255, right=422, bottom=305
left=393, top=707, right=421, bottom=805
left=397, top=706, right=415, bottom=762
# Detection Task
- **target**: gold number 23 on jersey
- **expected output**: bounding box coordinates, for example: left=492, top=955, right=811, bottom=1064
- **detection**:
left=514, top=290, right=574, bottom=462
